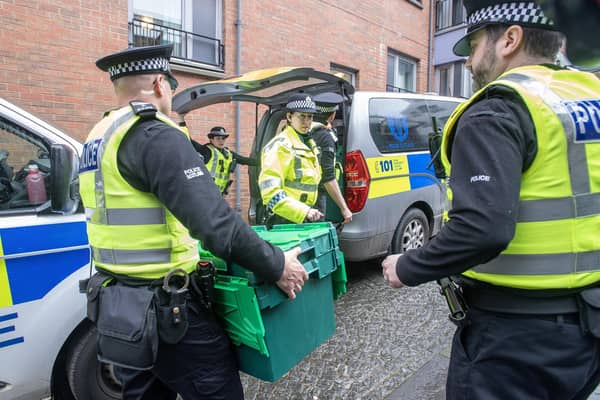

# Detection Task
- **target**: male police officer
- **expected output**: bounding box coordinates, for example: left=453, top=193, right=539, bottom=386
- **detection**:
left=381, top=1, right=600, bottom=398
left=190, top=126, right=257, bottom=195
left=80, top=44, right=308, bottom=399
left=310, top=92, right=352, bottom=224
left=259, top=93, right=323, bottom=224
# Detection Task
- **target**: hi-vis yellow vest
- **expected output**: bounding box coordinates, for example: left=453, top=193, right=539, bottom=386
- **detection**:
left=259, top=125, right=322, bottom=223
left=79, top=102, right=199, bottom=279
left=205, top=144, right=233, bottom=193
left=441, top=66, right=600, bottom=290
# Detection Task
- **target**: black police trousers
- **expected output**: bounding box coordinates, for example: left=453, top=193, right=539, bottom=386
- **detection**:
left=446, top=308, right=600, bottom=400
left=114, top=303, right=243, bottom=400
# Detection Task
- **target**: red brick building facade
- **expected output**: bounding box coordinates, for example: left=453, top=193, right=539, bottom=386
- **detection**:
left=0, top=0, right=432, bottom=214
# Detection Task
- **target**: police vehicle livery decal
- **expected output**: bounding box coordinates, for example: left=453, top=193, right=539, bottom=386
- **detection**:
left=0, top=221, right=89, bottom=308
left=366, top=152, right=438, bottom=199
left=0, top=312, right=22, bottom=348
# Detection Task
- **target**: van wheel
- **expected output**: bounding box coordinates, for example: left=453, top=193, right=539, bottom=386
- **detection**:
left=66, top=326, right=122, bottom=399
left=391, top=208, right=429, bottom=254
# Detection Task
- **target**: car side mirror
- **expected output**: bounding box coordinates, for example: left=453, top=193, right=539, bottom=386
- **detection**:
left=50, top=143, right=80, bottom=214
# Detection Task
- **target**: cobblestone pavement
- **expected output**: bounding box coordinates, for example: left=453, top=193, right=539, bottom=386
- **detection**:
left=240, top=261, right=455, bottom=400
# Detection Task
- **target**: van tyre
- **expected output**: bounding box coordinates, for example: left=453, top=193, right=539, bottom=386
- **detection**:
left=66, top=326, right=121, bottom=399
left=391, top=208, right=429, bottom=254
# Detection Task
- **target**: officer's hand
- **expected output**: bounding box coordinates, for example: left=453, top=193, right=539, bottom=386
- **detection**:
left=306, top=208, right=324, bottom=222
left=277, top=247, right=309, bottom=299
left=341, top=207, right=352, bottom=224
left=382, top=254, right=404, bottom=289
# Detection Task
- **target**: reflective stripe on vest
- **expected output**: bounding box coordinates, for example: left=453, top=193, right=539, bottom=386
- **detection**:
left=85, top=207, right=165, bottom=225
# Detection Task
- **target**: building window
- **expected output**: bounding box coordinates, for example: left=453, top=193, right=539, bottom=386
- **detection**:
left=436, top=0, right=465, bottom=31
left=435, top=61, right=472, bottom=98
left=128, top=0, right=224, bottom=69
left=387, top=51, right=417, bottom=93
left=331, top=63, right=358, bottom=87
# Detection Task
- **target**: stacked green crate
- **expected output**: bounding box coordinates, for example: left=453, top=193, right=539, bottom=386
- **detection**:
left=200, top=222, right=346, bottom=381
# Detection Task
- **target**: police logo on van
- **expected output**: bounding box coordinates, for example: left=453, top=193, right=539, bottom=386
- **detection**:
left=80, top=138, right=103, bottom=173
left=563, top=99, right=600, bottom=143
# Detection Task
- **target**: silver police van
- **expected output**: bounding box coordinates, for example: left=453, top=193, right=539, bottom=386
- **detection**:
left=173, top=67, right=463, bottom=262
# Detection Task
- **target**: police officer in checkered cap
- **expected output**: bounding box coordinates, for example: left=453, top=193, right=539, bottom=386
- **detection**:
left=81, top=45, right=308, bottom=399
left=310, top=92, right=352, bottom=225
left=258, top=93, right=324, bottom=225
left=382, top=1, right=600, bottom=398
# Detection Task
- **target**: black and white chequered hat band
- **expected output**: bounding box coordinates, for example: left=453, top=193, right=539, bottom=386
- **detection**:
left=107, top=57, right=171, bottom=80
left=469, top=1, right=553, bottom=27
left=287, top=97, right=317, bottom=112
left=316, top=104, right=339, bottom=113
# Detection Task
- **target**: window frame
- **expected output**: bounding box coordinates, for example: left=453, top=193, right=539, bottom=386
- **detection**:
left=330, top=63, right=358, bottom=87
left=387, top=51, right=418, bottom=93
left=128, top=0, right=224, bottom=70
left=435, top=0, right=466, bottom=31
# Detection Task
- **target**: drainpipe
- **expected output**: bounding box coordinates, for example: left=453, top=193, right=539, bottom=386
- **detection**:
left=234, top=0, right=242, bottom=212
left=427, top=0, right=435, bottom=92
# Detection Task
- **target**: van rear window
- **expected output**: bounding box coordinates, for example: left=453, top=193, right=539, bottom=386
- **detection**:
left=368, top=98, right=459, bottom=154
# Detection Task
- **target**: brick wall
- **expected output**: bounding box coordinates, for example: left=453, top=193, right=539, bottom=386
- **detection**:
left=0, top=0, right=431, bottom=216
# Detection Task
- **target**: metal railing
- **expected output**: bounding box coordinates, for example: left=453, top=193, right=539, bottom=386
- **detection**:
left=386, top=84, right=415, bottom=93
left=128, top=18, right=224, bottom=69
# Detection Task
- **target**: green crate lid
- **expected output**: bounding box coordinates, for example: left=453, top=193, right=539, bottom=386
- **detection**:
left=212, top=275, right=269, bottom=356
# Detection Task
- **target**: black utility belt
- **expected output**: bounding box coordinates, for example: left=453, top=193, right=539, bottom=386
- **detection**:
left=462, top=286, right=579, bottom=315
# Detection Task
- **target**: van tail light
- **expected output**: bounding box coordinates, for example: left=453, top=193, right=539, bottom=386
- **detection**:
left=345, top=150, right=370, bottom=212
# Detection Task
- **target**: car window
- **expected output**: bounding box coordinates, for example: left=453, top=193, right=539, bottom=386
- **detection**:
left=0, top=116, right=51, bottom=211
left=368, top=98, right=459, bottom=154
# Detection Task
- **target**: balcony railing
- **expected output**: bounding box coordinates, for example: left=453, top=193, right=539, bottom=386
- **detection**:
left=128, top=18, right=224, bottom=69
left=386, top=84, right=414, bottom=93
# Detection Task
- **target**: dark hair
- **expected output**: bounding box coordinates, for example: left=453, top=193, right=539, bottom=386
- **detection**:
left=485, top=24, right=563, bottom=60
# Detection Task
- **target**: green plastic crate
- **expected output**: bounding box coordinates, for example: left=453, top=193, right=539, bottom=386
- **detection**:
left=208, top=222, right=345, bottom=381
left=212, top=272, right=336, bottom=381
left=198, top=222, right=347, bottom=301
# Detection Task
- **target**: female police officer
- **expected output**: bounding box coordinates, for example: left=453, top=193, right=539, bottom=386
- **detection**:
left=259, top=93, right=323, bottom=225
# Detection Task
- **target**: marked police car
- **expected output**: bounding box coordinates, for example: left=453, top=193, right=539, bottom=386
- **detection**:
left=173, top=67, right=463, bottom=262
left=0, top=98, right=120, bottom=400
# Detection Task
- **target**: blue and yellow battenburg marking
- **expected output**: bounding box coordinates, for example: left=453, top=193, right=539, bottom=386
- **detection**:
left=366, top=153, right=438, bottom=199
left=0, top=221, right=89, bottom=309
left=0, top=312, right=23, bottom=348
left=564, top=99, right=600, bottom=143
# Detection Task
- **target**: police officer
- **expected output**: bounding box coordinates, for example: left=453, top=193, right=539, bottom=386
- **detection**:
left=310, top=92, right=352, bottom=224
left=381, top=1, right=600, bottom=398
left=80, top=44, right=308, bottom=399
left=187, top=125, right=257, bottom=195
left=259, top=93, right=324, bottom=225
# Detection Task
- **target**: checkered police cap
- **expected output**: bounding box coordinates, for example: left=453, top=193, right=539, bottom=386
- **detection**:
left=96, top=44, right=179, bottom=90
left=286, top=94, right=317, bottom=113
left=453, top=1, right=556, bottom=56
left=208, top=126, right=228, bottom=137
left=314, top=92, right=345, bottom=114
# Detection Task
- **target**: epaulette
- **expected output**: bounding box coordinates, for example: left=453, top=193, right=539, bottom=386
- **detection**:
left=129, top=101, right=157, bottom=119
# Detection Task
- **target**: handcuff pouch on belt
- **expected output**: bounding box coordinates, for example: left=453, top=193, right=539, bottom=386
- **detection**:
left=578, top=287, right=600, bottom=338
left=154, top=268, right=190, bottom=345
